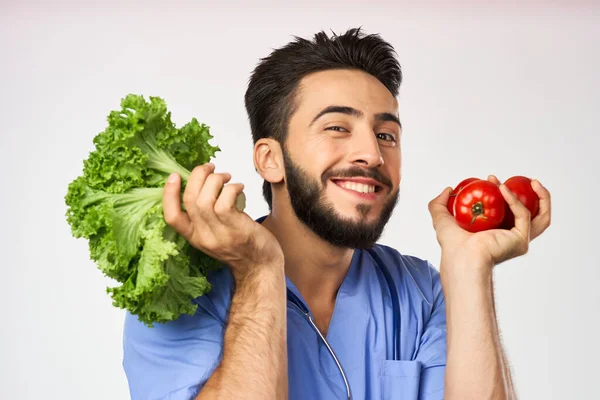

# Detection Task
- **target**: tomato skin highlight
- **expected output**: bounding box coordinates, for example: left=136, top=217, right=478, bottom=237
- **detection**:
left=453, top=180, right=506, bottom=232
left=447, top=177, right=479, bottom=216
left=500, top=176, right=540, bottom=229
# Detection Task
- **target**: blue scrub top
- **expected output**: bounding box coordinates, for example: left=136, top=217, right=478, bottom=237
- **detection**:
left=123, top=216, right=447, bottom=399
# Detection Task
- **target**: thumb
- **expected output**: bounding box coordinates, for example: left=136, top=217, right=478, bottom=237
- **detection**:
left=430, top=186, right=453, bottom=208
left=428, top=186, right=453, bottom=228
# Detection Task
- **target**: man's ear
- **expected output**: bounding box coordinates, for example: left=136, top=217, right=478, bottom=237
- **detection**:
left=254, top=138, right=284, bottom=184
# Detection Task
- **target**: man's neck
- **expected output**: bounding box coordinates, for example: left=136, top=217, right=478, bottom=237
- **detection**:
left=260, top=211, right=354, bottom=306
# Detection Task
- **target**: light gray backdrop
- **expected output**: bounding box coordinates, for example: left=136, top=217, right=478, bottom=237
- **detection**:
left=1, top=1, right=598, bottom=399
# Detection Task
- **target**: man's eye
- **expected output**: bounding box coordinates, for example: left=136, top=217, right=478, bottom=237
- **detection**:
left=377, top=133, right=397, bottom=142
left=326, top=126, right=348, bottom=132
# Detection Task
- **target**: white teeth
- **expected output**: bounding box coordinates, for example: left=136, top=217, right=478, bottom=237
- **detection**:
left=337, top=181, right=376, bottom=194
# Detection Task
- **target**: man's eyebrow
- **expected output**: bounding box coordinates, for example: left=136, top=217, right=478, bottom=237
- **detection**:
left=309, top=105, right=402, bottom=130
left=309, top=105, right=363, bottom=125
left=375, top=112, right=402, bottom=131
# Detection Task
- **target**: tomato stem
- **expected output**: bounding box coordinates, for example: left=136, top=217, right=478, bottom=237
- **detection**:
left=470, top=201, right=487, bottom=225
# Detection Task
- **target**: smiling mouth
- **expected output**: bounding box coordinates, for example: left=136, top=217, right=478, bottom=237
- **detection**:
left=330, top=179, right=385, bottom=195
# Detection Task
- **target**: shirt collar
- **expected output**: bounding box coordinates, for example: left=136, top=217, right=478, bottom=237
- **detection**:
left=255, top=214, right=364, bottom=311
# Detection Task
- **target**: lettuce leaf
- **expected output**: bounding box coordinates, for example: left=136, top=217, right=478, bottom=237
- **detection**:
left=65, top=94, right=225, bottom=327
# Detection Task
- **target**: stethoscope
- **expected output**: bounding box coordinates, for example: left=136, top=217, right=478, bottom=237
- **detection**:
left=286, top=248, right=400, bottom=400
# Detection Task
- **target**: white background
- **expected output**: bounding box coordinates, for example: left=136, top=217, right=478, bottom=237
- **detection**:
left=1, top=1, right=599, bottom=399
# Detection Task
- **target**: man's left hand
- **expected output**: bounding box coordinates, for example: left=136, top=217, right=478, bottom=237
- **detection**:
left=428, top=175, right=552, bottom=268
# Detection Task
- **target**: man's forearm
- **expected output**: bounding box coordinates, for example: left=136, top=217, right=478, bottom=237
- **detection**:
left=441, top=255, right=516, bottom=399
left=197, top=263, right=288, bottom=399
left=491, top=279, right=517, bottom=398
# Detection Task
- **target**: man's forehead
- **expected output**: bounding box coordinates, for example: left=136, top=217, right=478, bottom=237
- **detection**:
left=297, top=70, right=399, bottom=116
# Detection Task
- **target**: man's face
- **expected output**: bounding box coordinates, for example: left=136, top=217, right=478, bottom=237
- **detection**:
left=282, top=69, right=402, bottom=249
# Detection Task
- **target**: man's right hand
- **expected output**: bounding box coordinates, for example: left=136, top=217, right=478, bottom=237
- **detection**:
left=162, top=162, right=284, bottom=281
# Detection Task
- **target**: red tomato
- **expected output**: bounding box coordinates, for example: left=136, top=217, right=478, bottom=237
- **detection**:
left=453, top=180, right=506, bottom=232
left=447, top=177, right=479, bottom=216
left=500, top=176, right=540, bottom=229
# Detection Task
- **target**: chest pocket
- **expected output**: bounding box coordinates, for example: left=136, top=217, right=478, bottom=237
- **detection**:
left=380, top=360, right=422, bottom=400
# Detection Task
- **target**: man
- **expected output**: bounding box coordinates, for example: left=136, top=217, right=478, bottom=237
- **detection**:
left=123, top=28, right=551, bottom=399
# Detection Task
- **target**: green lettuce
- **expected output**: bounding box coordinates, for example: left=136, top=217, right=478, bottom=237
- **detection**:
left=65, top=94, right=232, bottom=327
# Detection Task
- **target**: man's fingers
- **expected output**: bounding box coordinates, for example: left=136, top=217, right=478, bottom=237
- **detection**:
left=183, top=163, right=215, bottom=209
left=530, top=179, right=552, bottom=240
left=196, top=172, right=232, bottom=222
left=487, top=174, right=501, bottom=185
left=214, top=183, right=246, bottom=222
left=163, top=173, right=193, bottom=239
left=499, top=184, right=531, bottom=252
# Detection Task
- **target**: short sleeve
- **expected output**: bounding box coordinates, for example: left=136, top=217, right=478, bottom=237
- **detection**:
left=414, top=263, right=447, bottom=400
left=122, top=268, right=234, bottom=400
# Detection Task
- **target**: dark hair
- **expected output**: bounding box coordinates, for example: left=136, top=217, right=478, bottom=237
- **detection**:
left=244, top=27, right=402, bottom=210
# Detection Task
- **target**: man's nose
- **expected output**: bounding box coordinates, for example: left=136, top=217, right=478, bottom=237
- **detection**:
left=347, top=130, right=384, bottom=169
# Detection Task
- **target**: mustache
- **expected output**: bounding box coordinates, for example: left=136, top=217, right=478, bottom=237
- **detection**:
left=322, top=166, right=393, bottom=189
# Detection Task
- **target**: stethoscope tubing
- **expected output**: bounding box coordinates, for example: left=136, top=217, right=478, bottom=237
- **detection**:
left=286, top=248, right=400, bottom=399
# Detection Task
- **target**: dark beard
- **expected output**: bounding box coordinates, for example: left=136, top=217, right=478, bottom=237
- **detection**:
left=282, top=148, right=399, bottom=249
